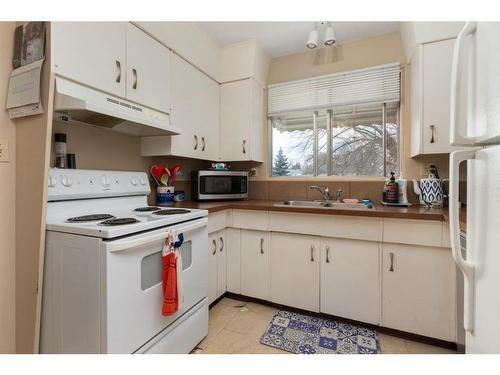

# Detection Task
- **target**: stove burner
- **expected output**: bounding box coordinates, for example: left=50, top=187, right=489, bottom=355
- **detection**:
left=99, top=218, right=140, bottom=226
left=67, top=214, right=115, bottom=222
left=153, top=209, right=191, bottom=216
left=133, top=207, right=161, bottom=212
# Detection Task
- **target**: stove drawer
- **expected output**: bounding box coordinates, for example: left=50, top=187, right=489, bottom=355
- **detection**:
left=138, top=299, right=208, bottom=354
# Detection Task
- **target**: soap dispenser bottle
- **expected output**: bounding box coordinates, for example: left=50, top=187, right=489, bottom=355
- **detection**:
left=384, top=172, right=399, bottom=204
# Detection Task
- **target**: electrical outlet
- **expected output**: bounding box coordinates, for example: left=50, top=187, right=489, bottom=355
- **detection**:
left=0, top=139, right=9, bottom=162
left=249, top=168, right=258, bottom=177
left=420, top=162, right=435, bottom=177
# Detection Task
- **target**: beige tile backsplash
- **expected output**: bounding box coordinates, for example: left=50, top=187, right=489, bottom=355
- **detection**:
left=256, top=180, right=386, bottom=203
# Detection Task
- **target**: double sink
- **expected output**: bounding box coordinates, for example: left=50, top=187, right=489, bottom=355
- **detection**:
left=275, top=200, right=373, bottom=211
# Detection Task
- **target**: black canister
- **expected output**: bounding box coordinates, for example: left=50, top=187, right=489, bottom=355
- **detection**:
left=67, top=153, right=76, bottom=169
left=54, top=133, right=67, bottom=168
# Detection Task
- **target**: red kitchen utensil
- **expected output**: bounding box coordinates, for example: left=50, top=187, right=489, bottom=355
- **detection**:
left=151, top=164, right=169, bottom=186
left=169, top=164, right=181, bottom=186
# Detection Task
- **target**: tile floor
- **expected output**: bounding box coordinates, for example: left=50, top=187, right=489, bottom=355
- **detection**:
left=193, top=297, right=457, bottom=354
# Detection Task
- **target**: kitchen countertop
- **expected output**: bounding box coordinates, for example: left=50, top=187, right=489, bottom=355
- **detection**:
left=443, top=207, right=468, bottom=233
left=171, top=199, right=461, bottom=222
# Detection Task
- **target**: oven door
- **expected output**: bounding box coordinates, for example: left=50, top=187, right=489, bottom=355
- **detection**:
left=101, top=217, right=208, bottom=353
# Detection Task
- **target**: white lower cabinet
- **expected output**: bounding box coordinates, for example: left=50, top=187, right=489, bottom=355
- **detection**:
left=207, top=211, right=456, bottom=342
left=208, top=229, right=227, bottom=305
left=225, top=228, right=241, bottom=294
left=382, top=243, right=456, bottom=341
left=241, top=230, right=270, bottom=300
left=270, top=233, right=320, bottom=312
left=216, top=231, right=227, bottom=298
left=208, top=232, right=218, bottom=305
left=320, top=238, right=380, bottom=325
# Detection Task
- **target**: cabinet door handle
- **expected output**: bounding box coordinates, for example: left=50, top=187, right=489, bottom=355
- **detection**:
left=325, top=245, right=330, bottom=263
left=132, top=68, right=138, bottom=89
left=310, top=245, right=315, bottom=262
left=212, top=239, right=217, bottom=255
left=194, top=135, right=198, bottom=150
left=242, top=139, right=247, bottom=154
left=219, top=236, right=224, bottom=252
left=430, top=125, right=435, bottom=144
left=115, top=60, right=121, bottom=83
left=201, top=137, right=206, bottom=152
left=260, top=238, right=264, bottom=254
left=389, top=252, right=394, bottom=272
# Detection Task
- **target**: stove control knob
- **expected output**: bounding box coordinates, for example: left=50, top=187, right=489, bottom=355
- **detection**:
left=140, top=177, right=147, bottom=186
left=61, top=176, right=72, bottom=187
left=131, top=177, right=139, bottom=186
left=101, top=175, right=111, bottom=188
left=48, top=175, right=58, bottom=187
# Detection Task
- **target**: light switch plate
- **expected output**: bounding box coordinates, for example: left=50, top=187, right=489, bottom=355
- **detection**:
left=0, top=139, right=9, bottom=162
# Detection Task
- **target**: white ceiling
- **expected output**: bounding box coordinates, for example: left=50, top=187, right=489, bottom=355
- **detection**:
left=197, top=22, right=400, bottom=58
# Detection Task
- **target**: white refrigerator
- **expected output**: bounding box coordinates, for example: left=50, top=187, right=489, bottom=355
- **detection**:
left=449, top=21, right=500, bottom=353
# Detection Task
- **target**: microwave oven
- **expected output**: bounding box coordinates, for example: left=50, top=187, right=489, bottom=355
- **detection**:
left=191, top=170, right=248, bottom=201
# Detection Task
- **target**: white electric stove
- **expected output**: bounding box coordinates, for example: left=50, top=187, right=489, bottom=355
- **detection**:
left=40, top=168, right=209, bottom=354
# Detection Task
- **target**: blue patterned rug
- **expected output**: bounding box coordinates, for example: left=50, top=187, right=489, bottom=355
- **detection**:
left=260, top=310, right=381, bottom=354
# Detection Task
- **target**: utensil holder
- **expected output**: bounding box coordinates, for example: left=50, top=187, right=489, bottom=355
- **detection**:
left=157, top=186, right=174, bottom=205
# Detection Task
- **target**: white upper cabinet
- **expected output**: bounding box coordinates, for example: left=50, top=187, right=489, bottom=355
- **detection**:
left=400, top=22, right=465, bottom=63
left=220, top=40, right=270, bottom=86
left=126, top=24, right=171, bottom=113
left=52, top=22, right=127, bottom=98
left=220, top=79, right=264, bottom=162
left=52, top=22, right=172, bottom=114
left=410, top=38, right=467, bottom=156
left=141, top=54, right=220, bottom=160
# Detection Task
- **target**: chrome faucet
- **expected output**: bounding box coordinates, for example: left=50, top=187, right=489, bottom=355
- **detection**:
left=309, top=185, right=331, bottom=201
left=335, top=189, right=343, bottom=203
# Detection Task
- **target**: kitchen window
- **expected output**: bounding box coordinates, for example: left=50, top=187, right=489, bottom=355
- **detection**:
left=268, top=63, right=401, bottom=178
left=270, top=102, right=400, bottom=177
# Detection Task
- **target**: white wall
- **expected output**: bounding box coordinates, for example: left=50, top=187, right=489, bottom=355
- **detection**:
left=0, top=21, right=16, bottom=353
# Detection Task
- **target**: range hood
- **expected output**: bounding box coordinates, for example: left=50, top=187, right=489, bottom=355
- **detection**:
left=54, top=77, right=181, bottom=136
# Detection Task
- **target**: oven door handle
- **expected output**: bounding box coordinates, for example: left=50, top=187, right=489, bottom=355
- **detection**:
left=106, top=218, right=208, bottom=253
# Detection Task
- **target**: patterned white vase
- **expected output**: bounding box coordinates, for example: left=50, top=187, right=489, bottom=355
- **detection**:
left=413, top=177, right=444, bottom=207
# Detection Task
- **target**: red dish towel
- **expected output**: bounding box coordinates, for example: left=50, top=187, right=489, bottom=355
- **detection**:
left=162, top=251, right=178, bottom=316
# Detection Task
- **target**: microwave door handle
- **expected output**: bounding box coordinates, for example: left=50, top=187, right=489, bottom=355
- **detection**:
left=106, top=218, right=207, bottom=252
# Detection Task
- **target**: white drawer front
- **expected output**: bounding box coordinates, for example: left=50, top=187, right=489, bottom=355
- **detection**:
left=383, top=218, right=442, bottom=247
left=269, top=212, right=382, bottom=242
left=232, top=209, right=269, bottom=231
left=208, top=211, right=227, bottom=233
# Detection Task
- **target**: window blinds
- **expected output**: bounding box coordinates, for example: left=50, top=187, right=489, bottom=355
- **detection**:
left=267, top=63, right=401, bottom=115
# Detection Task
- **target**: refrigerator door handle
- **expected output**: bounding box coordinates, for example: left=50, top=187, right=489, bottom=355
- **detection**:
left=450, top=21, right=477, bottom=146
left=450, top=150, right=476, bottom=333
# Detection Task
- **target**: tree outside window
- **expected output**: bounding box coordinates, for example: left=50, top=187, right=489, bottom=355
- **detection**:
left=271, top=103, right=400, bottom=177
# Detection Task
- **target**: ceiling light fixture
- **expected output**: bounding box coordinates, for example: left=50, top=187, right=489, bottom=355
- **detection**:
left=306, top=24, right=319, bottom=49
left=306, top=22, right=336, bottom=50
left=324, top=22, right=336, bottom=46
